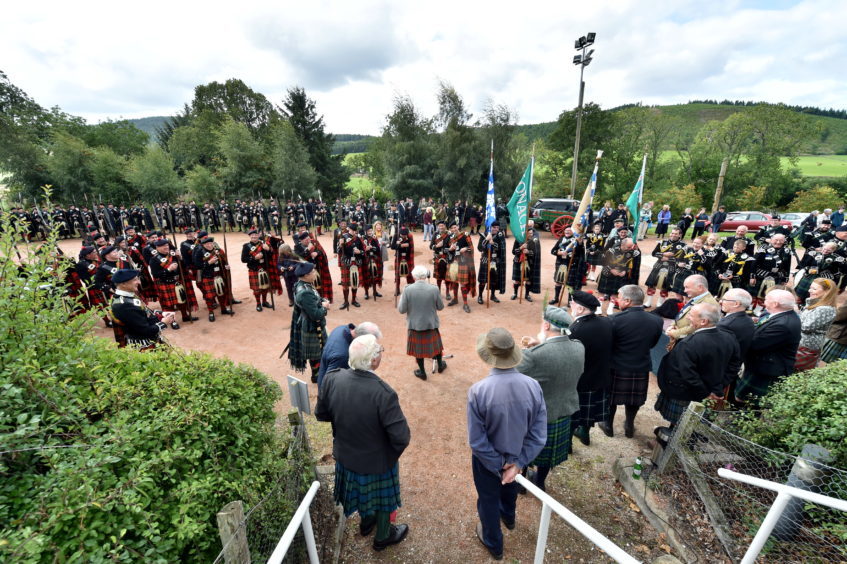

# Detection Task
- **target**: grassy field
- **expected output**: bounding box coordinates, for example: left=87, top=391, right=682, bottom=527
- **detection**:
left=784, top=155, right=847, bottom=177
left=346, top=175, right=374, bottom=191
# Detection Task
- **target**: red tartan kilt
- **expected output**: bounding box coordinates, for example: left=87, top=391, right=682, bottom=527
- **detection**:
left=269, top=269, right=283, bottom=293
left=248, top=269, right=268, bottom=293
left=339, top=263, right=351, bottom=287
left=198, top=277, right=218, bottom=303
left=154, top=280, right=181, bottom=311
left=457, top=258, right=476, bottom=286
left=86, top=288, right=107, bottom=308
left=363, top=259, right=381, bottom=287
left=433, top=258, right=448, bottom=281
left=407, top=329, right=444, bottom=358
left=182, top=276, right=199, bottom=310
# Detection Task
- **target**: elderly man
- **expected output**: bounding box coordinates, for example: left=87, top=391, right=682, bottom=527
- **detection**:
left=316, top=335, right=411, bottom=551
left=517, top=306, right=584, bottom=491
left=666, top=274, right=718, bottom=342
left=655, top=303, right=741, bottom=433
left=721, top=225, right=755, bottom=256
left=600, top=285, right=663, bottom=438
left=317, top=322, right=382, bottom=389
left=288, top=262, right=330, bottom=382
left=735, top=289, right=801, bottom=402
left=398, top=265, right=447, bottom=380
left=468, top=328, right=547, bottom=560
left=717, top=289, right=755, bottom=403
left=109, top=269, right=176, bottom=350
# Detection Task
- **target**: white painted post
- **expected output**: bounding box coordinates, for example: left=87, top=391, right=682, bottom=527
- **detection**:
left=267, top=481, right=321, bottom=564
left=301, top=507, right=319, bottom=564
left=534, top=503, right=552, bottom=564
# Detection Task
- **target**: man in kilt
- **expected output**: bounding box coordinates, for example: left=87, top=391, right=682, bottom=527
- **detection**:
left=288, top=262, right=330, bottom=382
left=362, top=225, right=384, bottom=300
left=332, top=218, right=348, bottom=267
left=599, top=285, right=663, bottom=439
left=516, top=306, right=583, bottom=491
left=261, top=229, right=284, bottom=298
left=124, top=225, right=157, bottom=303
left=430, top=220, right=452, bottom=299
left=193, top=236, right=234, bottom=322
left=714, top=238, right=755, bottom=299
left=597, top=238, right=641, bottom=316
left=398, top=265, right=447, bottom=380
left=149, top=239, right=198, bottom=328
left=390, top=226, right=415, bottom=297
left=476, top=221, right=506, bottom=305
left=178, top=228, right=202, bottom=313
left=510, top=226, right=541, bottom=303
left=549, top=226, right=586, bottom=305
left=669, top=237, right=709, bottom=297
left=644, top=227, right=686, bottom=308
left=795, top=241, right=845, bottom=300
left=750, top=233, right=792, bottom=313
left=444, top=223, right=475, bottom=312
left=338, top=223, right=366, bottom=310
left=315, top=335, right=411, bottom=551
left=110, top=269, right=176, bottom=351
left=75, top=245, right=112, bottom=328
left=293, top=231, right=334, bottom=303
left=241, top=229, right=274, bottom=312
left=584, top=223, right=606, bottom=281
left=94, top=245, right=128, bottom=304
left=568, top=291, right=613, bottom=447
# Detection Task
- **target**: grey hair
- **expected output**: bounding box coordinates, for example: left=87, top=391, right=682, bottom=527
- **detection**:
left=349, top=334, right=381, bottom=371
left=618, top=284, right=644, bottom=305
left=767, top=289, right=796, bottom=311
left=724, top=288, right=752, bottom=309
left=686, top=274, right=708, bottom=290
left=354, top=321, right=383, bottom=340
left=693, top=303, right=721, bottom=326
left=411, top=265, right=429, bottom=280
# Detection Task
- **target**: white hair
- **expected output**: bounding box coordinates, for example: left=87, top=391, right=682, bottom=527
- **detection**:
left=686, top=274, right=708, bottom=290
left=411, top=265, right=429, bottom=280
left=349, top=334, right=381, bottom=371
left=724, top=288, right=752, bottom=309
left=693, top=303, right=721, bottom=326
left=767, top=289, right=797, bottom=311
left=354, top=321, right=382, bottom=340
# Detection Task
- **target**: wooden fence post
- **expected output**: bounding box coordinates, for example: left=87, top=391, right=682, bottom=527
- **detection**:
left=217, top=500, right=251, bottom=564
left=656, top=401, right=705, bottom=474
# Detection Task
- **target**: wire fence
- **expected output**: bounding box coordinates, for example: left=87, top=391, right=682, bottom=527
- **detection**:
left=212, top=418, right=338, bottom=564
left=652, top=405, right=847, bottom=563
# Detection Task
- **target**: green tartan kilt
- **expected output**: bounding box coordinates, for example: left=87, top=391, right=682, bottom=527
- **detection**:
left=573, top=389, right=609, bottom=429
left=654, top=393, right=689, bottom=424
left=735, top=371, right=775, bottom=400
left=820, top=339, right=847, bottom=363
left=299, top=325, right=326, bottom=360
left=334, top=461, right=402, bottom=518
left=532, top=416, right=571, bottom=468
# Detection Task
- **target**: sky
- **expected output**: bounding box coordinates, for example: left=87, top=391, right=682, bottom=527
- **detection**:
left=2, top=0, right=845, bottom=136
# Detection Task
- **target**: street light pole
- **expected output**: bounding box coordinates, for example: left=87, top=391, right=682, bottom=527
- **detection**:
left=568, top=33, right=596, bottom=199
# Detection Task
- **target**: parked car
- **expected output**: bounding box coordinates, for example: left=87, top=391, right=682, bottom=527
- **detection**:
left=719, top=211, right=794, bottom=232
left=780, top=212, right=810, bottom=230
left=530, top=198, right=580, bottom=231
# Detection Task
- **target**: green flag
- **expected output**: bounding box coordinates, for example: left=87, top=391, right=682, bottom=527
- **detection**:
left=625, top=154, right=647, bottom=236
left=507, top=159, right=534, bottom=244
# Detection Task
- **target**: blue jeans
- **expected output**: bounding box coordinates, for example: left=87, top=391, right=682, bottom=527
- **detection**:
left=423, top=223, right=434, bottom=240
left=472, top=455, right=518, bottom=555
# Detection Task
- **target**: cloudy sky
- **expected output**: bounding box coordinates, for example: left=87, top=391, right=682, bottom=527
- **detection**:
left=3, top=0, right=845, bottom=135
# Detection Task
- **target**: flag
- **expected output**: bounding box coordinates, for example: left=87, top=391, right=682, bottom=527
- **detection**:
left=572, top=150, right=603, bottom=235
left=626, top=154, right=648, bottom=236
left=507, top=158, right=534, bottom=244
left=485, top=140, right=496, bottom=232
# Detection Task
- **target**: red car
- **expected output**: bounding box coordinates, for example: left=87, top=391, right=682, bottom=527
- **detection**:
left=719, top=211, right=793, bottom=232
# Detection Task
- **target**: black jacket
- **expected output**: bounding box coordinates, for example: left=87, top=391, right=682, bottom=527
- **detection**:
left=609, top=306, right=663, bottom=373
left=569, top=314, right=613, bottom=391
left=658, top=328, right=740, bottom=400
left=745, top=311, right=802, bottom=378
left=315, top=368, right=410, bottom=474
left=717, top=311, right=755, bottom=359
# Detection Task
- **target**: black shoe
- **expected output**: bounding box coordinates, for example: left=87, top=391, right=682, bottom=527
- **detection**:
left=360, top=516, right=376, bottom=536
left=548, top=299, right=558, bottom=305
left=256, top=304, right=263, bottom=312
left=183, top=316, right=199, bottom=322
left=574, top=426, right=590, bottom=446
left=222, top=308, right=235, bottom=316
left=339, top=302, right=349, bottom=310
left=231, top=299, right=242, bottom=305
left=351, top=300, right=361, bottom=307
left=437, top=360, right=447, bottom=373
left=414, top=369, right=427, bottom=380
left=104, top=319, right=113, bottom=328
left=598, top=421, right=614, bottom=438
left=511, top=294, right=517, bottom=300
left=170, top=322, right=180, bottom=330
left=525, top=295, right=533, bottom=303
left=463, top=304, right=471, bottom=313
left=395, top=289, right=400, bottom=297
left=373, top=524, right=409, bottom=551
left=311, top=373, right=318, bottom=384
left=209, top=313, right=216, bottom=322
left=448, top=298, right=458, bottom=306
left=364, top=294, right=370, bottom=300
left=501, top=516, right=515, bottom=530
left=374, top=291, right=382, bottom=298
left=526, top=469, right=546, bottom=492
left=477, top=296, right=484, bottom=305
left=475, top=522, right=503, bottom=560
left=491, top=295, right=500, bottom=303
left=262, top=301, right=273, bottom=308
left=624, top=419, right=635, bottom=438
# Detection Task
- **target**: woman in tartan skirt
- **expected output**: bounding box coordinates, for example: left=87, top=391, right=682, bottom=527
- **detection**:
left=315, top=335, right=411, bottom=552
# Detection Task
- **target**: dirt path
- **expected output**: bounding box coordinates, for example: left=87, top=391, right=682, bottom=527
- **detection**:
left=64, top=231, right=674, bottom=563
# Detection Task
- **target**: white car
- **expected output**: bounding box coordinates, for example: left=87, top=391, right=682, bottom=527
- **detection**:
left=780, top=212, right=809, bottom=229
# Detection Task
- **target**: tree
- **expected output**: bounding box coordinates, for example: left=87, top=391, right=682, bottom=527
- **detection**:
left=167, top=115, right=220, bottom=173
left=191, top=78, right=278, bottom=135
left=125, top=147, right=183, bottom=202
left=184, top=165, right=222, bottom=203
left=80, top=119, right=148, bottom=157
left=155, top=103, right=192, bottom=150
left=46, top=132, right=95, bottom=203
left=269, top=120, right=317, bottom=199
left=215, top=118, right=270, bottom=199
left=90, top=147, right=131, bottom=203
left=434, top=82, right=483, bottom=202
left=788, top=185, right=843, bottom=212
left=378, top=94, right=437, bottom=199
left=478, top=101, right=523, bottom=202
left=548, top=102, right=617, bottom=194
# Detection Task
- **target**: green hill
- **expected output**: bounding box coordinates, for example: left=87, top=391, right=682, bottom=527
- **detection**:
left=126, top=116, right=169, bottom=139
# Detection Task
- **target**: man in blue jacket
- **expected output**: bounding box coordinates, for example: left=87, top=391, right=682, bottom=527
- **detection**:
left=317, top=321, right=382, bottom=388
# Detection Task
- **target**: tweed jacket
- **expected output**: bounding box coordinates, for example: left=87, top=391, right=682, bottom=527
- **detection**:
left=398, top=279, right=444, bottom=331
left=515, top=335, right=584, bottom=421
left=666, top=292, right=719, bottom=339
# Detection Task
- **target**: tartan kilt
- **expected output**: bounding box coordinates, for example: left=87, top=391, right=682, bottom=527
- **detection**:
left=457, top=257, right=476, bottom=288
left=394, top=255, right=415, bottom=283
left=154, top=280, right=181, bottom=311
left=597, top=269, right=628, bottom=297
left=794, top=274, right=815, bottom=300
left=531, top=416, right=571, bottom=468
left=182, top=276, right=199, bottom=310
left=572, top=389, right=609, bottom=429
left=340, top=261, right=365, bottom=289
left=670, top=268, right=694, bottom=295
left=794, top=346, right=820, bottom=372
left=645, top=261, right=674, bottom=290
left=585, top=250, right=604, bottom=266
left=654, top=393, right=689, bottom=425
left=820, top=339, right=847, bottom=363
left=555, top=259, right=587, bottom=289
left=197, top=277, right=220, bottom=305
left=433, top=257, right=448, bottom=281
left=139, top=269, right=158, bottom=302
left=406, top=329, right=443, bottom=359
left=736, top=371, right=774, bottom=399
left=86, top=288, right=108, bottom=309
left=334, top=461, right=401, bottom=518
left=365, top=258, right=383, bottom=287
left=248, top=269, right=268, bottom=293
left=477, top=258, right=506, bottom=291
left=609, top=370, right=650, bottom=406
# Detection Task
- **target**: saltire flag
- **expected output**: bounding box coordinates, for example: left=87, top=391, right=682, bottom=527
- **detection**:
left=506, top=157, right=534, bottom=244
left=484, top=140, right=496, bottom=232
left=571, top=150, right=604, bottom=236
left=626, top=154, right=648, bottom=236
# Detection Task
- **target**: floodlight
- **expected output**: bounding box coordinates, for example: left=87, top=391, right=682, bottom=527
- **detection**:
left=574, top=39, right=582, bottom=49
left=586, top=32, right=596, bottom=44
left=573, top=55, right=582, bottom=65
left=578, top=36, right=587, bottom=48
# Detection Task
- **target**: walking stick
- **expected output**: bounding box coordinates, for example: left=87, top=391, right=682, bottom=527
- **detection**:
left=486, top=245, right=492, bottom=309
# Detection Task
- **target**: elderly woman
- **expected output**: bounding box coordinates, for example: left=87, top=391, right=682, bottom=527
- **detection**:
left=315, top=335, right=411, bottom=551
left=794, top=278, right=838, bottom=371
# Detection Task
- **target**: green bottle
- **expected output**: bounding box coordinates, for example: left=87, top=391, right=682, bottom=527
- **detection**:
left=632, top=456, right=643, bottom=480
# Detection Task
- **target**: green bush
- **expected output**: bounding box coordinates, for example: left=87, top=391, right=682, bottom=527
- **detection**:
left=0, top=219, right=300, bottom=562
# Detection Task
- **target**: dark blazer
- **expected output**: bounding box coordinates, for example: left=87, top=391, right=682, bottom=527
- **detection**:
left=717, top=311, right=755, bottom=359
left=610, top=306, right=663, bottom=373
left=315, top=368, right=410, bottom=474
left=658, top=328, right=741, bottom=400
left=745, top=311, right=802, bottom=378
left=569, top=314, right=613, bottom=391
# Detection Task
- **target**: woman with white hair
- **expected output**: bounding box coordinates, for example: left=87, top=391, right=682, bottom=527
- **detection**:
left=315, top=335, right=411, bottom=551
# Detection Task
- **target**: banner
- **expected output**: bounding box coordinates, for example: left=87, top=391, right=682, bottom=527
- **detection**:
left=626, top=154, right=648, bottom=236
left=572, top=150, right=603, bottom=235
left=485, top=140, right=496, bottom=232
left=506, top=158, right=534, bottom=244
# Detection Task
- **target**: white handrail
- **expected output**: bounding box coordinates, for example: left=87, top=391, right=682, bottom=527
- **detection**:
left=267, top=480, right=321, bottom=564
left=515, top=474, right=640, bottom=564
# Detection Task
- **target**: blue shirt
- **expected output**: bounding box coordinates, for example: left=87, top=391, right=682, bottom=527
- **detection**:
left=317, top=324, right=356, bottom=389
left=467, top=367, right=548, bottom=475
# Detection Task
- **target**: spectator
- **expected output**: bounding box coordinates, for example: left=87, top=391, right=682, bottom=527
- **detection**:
left=398, top=265, right=447, bottom=380
left=666, top=274, right=718, bottom=341
left=721, top=225, right=755, bottom=255
left=468, top=327, right=547, bottom=560
left=691, top=207, right=710, bottom=238
left=819, top=300, right=847, bottom=365
left=831, top=206, right=845, bottom=227
left=677, top=207, right=694, bottom=239
left=638, top=201, right=653, bottom=240
left=656, top=205, right=672, bottom=237
left=717, top=288, right=755, bottom=402
left=317, top=321, right=382, bottom=389
left=800, top=210, right=819, bottom=233
left=735, top=289, right=801, bottom=402
left=710, top=205, right=727, bottom=233
left=315, top=335, right=411, bottom=551
left=422, top=207, right=434, bottom=241
left=517, top=306, right=583, bottom=491
left=794, top=278, right=837, bottom=371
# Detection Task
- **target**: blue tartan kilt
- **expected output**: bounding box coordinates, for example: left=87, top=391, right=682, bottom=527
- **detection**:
left=334, top=461, right=402, bottom=518
left=573, top=389, right=609, bottom=429
left=735, top=371, right=775, bottom=400
left=820, top=339, right=847, bottom=363
left=609, top=370, right=650, bottom=406
left=654, top=393, right=689, bottom=424
left=532, top=416, right=571, bottom=468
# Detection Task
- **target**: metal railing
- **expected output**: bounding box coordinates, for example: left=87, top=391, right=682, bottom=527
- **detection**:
left=717, top=468, right=847, bottom=564
left=267, top=480, right=321, bottom=564
left=515, top=474, right=640, bottom=564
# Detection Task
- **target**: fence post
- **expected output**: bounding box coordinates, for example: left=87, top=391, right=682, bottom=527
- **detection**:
left=217, top=500, right=251, bottom=564
left=656, top=402, right=705, bottom=474
left=773, top=443, right=834, bottom=540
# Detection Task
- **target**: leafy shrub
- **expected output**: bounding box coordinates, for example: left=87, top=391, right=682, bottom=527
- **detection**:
left=0, top=218, right=300, bottom=562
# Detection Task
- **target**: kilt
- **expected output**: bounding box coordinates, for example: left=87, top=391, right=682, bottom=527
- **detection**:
left=585, top=250, right=604, bottom=266
left=433, top=257, right=448, bottom=281
left=334, top=461, right=401, bottom=518
left=365, top=258, right=383, bottom=287
left=572, top=389, right=609, bottom=429
left=154, top=280, right=181, bottom=311
left=248, top=269, right=268, bottom=293
left=531, top=416, right=571, bottom=468
left=794, top=346, right=820, bottom=372
left=555, top=259, right=587, bottom=289
left=670, top=268, right=694, bottom=295
left=735, top=371, right=774, bottom=400
left=645, top=261, right=674, bottom=289
left=457, top=257, right=476, bottom=288
left=820, top=339, right=847, bottom=363
left=654, top=393, right=689, bottom=424
left=197, top=276, right=224, bottom=306
left=477, top=258, right=506, bottom=292
left=597, top=269, right=628, bottom=297
left=339, top=261, right=363, bottom=289
left=794, top=275, right=815, bottom=301
left=86, top=288, right=108, bottom=309
left=182, top=276, right=199, bottom=310
left=609, top=370, right=650, bottom=406
left=407, top=329, right=444, bottom=359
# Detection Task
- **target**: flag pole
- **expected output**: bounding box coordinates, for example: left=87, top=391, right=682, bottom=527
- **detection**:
left=520, top=145, right=535, bottom=304
left=487, top=139, right=494, bottom=309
